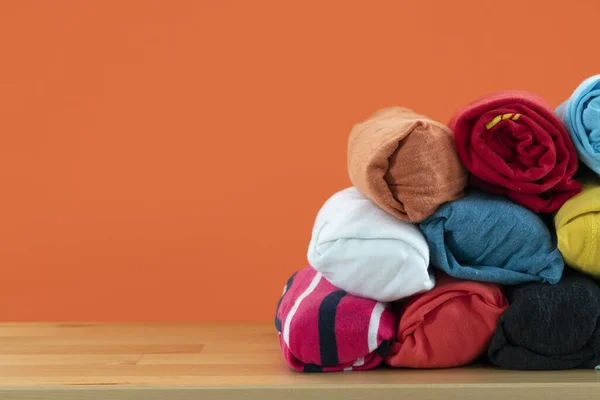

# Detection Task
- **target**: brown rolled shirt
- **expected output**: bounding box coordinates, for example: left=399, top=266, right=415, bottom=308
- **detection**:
left=347, top=107, right=467, bottom=222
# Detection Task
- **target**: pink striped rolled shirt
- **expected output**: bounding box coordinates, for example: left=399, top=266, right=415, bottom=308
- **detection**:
left=275, top=266, right=396, bottom=372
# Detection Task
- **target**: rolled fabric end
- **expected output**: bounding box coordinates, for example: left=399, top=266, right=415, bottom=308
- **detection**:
left=488, top=271, right=600, bottom=370
left=555, top=181, right=600, bottom=278
left=274, top=266, right=397, bottom=372
left=419, top=191, right=565, bottom=285
left=307, top=187, right=434, bottom=302
left=450, top=90, right=581, bottom=213
left=347, top=107, right=467, bottom=222
left=556, top=75, right=600, bottom=176
left=385, top=273, right=508, bottom=369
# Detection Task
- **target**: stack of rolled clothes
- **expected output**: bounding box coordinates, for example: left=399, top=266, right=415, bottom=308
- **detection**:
left=274, top=74, right=600, bottom=372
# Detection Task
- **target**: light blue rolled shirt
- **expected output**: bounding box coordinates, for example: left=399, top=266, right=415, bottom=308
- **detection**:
left=419, top=191, right=564, bottom=285
left=556, top=74, right=600, bottom=175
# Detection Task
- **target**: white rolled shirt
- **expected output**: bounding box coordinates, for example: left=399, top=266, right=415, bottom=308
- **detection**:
left=307, top=187, right=434, bottom=302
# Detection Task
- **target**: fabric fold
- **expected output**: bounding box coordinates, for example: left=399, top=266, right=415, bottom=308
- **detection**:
left=419, top=191, right=564, bottom=285
left=275, top=266, right=396, bottom=372
left=488, top=271, right=600, bottom=370
left=307, top=187, right=434, bottom=302
left=450, top=90, right=581, bottom=212
left=347, top=107, right=467, bottom=222
left=555, top=180, right=600, bottom=278
left=557, top=75, right=600, bottom=175
left=385, top=273, right=508, bottom=369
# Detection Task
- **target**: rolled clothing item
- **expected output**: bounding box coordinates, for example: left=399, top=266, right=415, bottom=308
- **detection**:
left=307, top=187, right=434, bottom=302
left=385, top=273, right=508, bottom=368
left=450, top=90, right=581, bottom=213
left=347, top=107, right=467, bottom=222
left=419, top=191, right=564, bottom=285
left=556, top=75, right=600, bottom=175
left=275, top=266, right=396, bottom=372
left=555, top=181, right=600, bottom=278
left=488, top=271, right=600, bottom=370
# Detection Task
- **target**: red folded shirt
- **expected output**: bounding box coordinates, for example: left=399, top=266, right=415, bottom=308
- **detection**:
left=449, top=90, right=581, bottom=212
left=385, top=273, right=508, bottom=369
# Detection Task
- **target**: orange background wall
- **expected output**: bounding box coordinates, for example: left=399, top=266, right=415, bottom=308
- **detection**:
left=1, top=1, right=599, bottom=321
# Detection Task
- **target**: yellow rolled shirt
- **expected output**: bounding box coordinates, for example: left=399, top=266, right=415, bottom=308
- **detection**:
left=555, top=182, right=600, bottom=277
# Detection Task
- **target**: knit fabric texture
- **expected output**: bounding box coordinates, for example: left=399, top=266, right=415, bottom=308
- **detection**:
left=385, top=273, right=508, bottom=369
left=556, top=74, right=600, bottom=176
left=450, top=90, right=581, bottom=213
left=555, top=180, right=600, bottom=278
left=307, top=187, right=434, bottom=302
left=347, top=107, right=467, bottom=222
left=419, top=191, right=565, bottom=285
left=275, top=266, right=396, bottom=372
left=488, top=271, right=600, bottom=370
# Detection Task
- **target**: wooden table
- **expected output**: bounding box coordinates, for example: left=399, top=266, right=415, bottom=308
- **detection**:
left=0, top=322, right=598, bottom=399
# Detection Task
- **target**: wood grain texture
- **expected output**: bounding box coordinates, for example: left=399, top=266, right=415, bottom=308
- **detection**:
left=0, top=322, right=599, bottom=400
